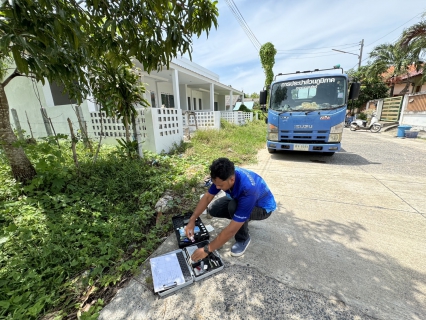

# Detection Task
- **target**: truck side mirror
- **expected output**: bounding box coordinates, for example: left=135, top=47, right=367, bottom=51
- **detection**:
left=259, top=90, right=268, bottom=105
left=348, top=83, right=361, bottom=100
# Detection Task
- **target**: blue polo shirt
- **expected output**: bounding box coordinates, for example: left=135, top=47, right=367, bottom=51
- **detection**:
left=208, top=167, right=276, bottom=223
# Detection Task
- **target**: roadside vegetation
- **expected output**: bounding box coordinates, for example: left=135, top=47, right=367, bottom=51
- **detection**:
left=0, top=120, right=267, bottom=320
left=345, top=11, right=426, bottom=114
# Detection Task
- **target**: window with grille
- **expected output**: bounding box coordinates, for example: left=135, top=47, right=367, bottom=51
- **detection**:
left=161, top=93, right=175, bottom=108
left=151, top=91, right=156, bottom=108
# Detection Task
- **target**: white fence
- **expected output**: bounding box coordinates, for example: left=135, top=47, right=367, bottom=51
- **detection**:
left=12, top=103, right=255, bottom=155
left=400, top=92, right=426, bottom=130
left=220, top=111, right=253, bottom=124
left=182, top=111, right=221, bottom=129
left=89, top=108, right=182, bottom=154
left=89, top=109, right=254, bottom=152
left=182, top=111, right=253, bottom=128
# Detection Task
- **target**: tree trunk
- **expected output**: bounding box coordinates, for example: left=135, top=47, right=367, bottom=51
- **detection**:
left=0, top=84, right=37, bottom=183
left=124, top=117, right=130, bottom=143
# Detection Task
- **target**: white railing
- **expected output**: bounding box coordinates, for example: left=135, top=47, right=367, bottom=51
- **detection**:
left=89, top=108, right=183, bottom=153
left=89, top=112, right=128, bottom=139
left=89, top=109, right=254, bottom=153
left=182, top=111, right=219, bottom=129
left=182, top=111, right=253, bottom=128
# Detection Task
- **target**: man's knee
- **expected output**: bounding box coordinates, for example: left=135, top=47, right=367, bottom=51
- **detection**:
left=209, top=197, right=233, bottom=218
left=227, top=199, right=237, bottom=217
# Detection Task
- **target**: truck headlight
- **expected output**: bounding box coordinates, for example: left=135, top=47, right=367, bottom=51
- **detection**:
left=268, top=124, right=278, bottom=141
left=328, top=133, right=342, bottom=142
left=330, top=122, right=344, bottom=134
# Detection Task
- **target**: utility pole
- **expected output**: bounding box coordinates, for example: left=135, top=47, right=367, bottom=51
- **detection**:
left=358, top=39, right=364, bottom=69
left=332, top=39, right=364, bottom=70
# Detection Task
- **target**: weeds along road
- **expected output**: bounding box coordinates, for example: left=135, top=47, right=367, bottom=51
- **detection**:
left=241, top=128, right=426, bottom=320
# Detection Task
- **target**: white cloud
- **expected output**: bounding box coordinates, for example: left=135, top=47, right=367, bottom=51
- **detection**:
left=189, top=0, right=426, bottom=94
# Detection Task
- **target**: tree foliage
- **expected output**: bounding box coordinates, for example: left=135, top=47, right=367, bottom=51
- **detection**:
left=368, top=43, right=422, bottom=80
left=89, top=62, right=148, bottom=143
left=238, top=104, right=251, bottom=112
left=0, top=0, right=219, bottom=183
left=259, top=42, right=277, bottom=88
left=399, top=13, right=426, bottom=50
left=367, top=42, right=423, bottom=96
left=347, top=66, right=389, bottom=111
left=1, top=0, right=219, bottom=98
left=399, top=13, right=426, bottom=84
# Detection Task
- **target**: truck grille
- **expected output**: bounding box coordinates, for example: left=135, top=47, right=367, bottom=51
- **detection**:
left=279, top=130, right=330, bottom=144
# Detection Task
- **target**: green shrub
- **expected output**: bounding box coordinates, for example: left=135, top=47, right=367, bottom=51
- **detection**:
left=0, top=141, right=201, bottom=319
left=238, top=104, right=251, bottom=112
left=0, top=119, right=267, bottom=319
left=357, top=112, right=367, bottom=120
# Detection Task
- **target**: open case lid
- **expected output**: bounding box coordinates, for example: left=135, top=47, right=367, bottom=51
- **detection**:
left=150, top=241, right=224, bottom=297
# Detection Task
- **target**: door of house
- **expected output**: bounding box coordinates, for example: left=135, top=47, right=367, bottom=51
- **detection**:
left=380, top=96, right=403, bottom=122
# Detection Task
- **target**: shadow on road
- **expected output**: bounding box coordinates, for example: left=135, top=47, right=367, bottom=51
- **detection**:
left=262, top=207, right=426, bottom=320
left=99, top=207, right=426, bottom=320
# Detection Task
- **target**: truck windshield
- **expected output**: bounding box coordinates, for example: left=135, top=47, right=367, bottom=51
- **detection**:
left=270, top=76, right=347, bottom=111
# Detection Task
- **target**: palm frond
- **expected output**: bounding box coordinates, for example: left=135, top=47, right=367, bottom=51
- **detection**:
left=400, top=21, right=426, bottom=47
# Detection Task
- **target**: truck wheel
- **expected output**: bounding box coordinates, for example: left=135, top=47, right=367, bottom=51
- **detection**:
left=267, top=148, right=276, bottom=154
left=322, top=152, right=335, bottom=156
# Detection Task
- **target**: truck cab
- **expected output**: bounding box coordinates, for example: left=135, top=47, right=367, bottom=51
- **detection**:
left=260, top=68, right=359, bottom=156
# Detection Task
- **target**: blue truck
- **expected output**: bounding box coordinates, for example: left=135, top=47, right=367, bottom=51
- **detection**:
left=260, top=66, right=359, bottom=156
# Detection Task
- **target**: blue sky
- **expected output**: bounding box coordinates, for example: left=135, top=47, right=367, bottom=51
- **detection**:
left=185, top=0, right=426, bottom=95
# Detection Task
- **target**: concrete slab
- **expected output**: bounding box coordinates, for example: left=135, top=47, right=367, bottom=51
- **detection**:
left=99, top=220, right=377, bottom=320
left=99, top=130, right=426, bottom=320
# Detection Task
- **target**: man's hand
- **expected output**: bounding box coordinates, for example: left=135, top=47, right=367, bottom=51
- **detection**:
left=185, top=220, right=195, bottom=241
left=191, top=247, right=208, bottom=262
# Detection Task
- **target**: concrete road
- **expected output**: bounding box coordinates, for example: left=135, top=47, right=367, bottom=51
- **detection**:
left=99, top=129, right=426, bottom=320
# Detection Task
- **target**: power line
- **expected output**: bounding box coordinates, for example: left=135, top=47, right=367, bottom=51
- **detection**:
left=225, top=0, right=261, bottom=51
left=228, top=0, right=261, bottom=49
left=347, top=11, right=425, bottom=70
left=366, top=11, right=425, bottom=47
left=352, top=14, right=424, bottom=70
left=225, top=0, right=260, bottom=50
left=277, top=52, right=349, bottom=60
left=277, top=49, right=359, bottom=56
left=276, top=43, right=360, bottom=52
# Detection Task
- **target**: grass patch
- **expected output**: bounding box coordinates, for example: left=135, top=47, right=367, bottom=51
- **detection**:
left=0, top=120, right=267, bottom=319
left=183, top=119, right=267, bottom=165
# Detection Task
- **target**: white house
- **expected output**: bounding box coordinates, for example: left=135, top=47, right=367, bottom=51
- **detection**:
left=135, top=56, right=243, bottom=112
left=6, top=57, right=246, bottom=153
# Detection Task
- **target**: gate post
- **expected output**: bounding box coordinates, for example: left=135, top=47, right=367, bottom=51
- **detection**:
left=376, top=99, right=384, bottom=120
left=399, top=94, right=409, bottom=124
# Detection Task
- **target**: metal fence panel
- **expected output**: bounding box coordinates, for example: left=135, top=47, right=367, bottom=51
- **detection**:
left=381, top=96, right=403, bottom=121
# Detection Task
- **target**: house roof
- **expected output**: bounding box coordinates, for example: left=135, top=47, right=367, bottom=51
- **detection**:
left=225, top=95, right=241, bottom=107
left=383, top=65, right=424, bottom=84
left=233, top=101, right=255, bottom=111
left=133, top=56, right=244, bottom=96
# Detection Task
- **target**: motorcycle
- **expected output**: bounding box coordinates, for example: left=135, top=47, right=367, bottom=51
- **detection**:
left=344, top=116, right=354, bottom=128
left=350, top=113, right=381, bottom=133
